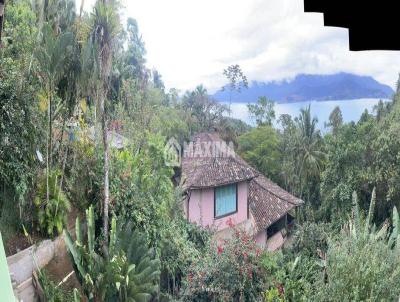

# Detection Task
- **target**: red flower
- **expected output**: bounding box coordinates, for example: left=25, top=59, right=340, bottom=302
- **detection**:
left=217, top=245, right=224, bottom=254
left=277, top=283, right=285, bottom=296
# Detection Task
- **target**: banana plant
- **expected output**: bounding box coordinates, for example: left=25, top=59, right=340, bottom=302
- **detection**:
left=350, top=188, right=399, bottom=244
left=64, top=206, right=107, bottom=301
left=349, top=188, right=386, bottom=241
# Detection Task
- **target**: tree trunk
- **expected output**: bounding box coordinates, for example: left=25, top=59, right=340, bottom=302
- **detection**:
left=46, top=86, right=52, bottom=204
left=229, top=90, right=232, bottom=117
left=100, top=0, right=112, bottom=245
left=49, top=90, right=53, bottom=167
left=100, top=91, right=109, bottom=245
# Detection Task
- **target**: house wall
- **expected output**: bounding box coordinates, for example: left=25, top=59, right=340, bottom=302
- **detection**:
left=187, top=181, right=248, bottom=231
left=255, top=230, right=266, bottom=248
left=266, top=231, right=285, bottom=251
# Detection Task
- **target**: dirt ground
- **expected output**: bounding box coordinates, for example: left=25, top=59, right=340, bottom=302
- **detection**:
left=43, top=206, right=82, bottom=293
left=43, top=246, right=81, bottom=293
left=4, top=232, right=44, bottom=256
left=4, top=207, right=80, bottom=256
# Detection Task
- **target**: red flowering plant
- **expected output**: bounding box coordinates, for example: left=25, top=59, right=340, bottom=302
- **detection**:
left=181, top=220, right=266, bottom=301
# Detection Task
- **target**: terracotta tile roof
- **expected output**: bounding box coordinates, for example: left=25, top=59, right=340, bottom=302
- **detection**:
left=182, top=132, right=258, bottom=188
left=182, top=157, right=258, bottom=188
left=249, top=176, right=303, bottom=232
left=182, top=132, right=304, bottom=230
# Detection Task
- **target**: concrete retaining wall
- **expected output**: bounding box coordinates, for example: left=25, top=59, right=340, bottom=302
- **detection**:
left=7, top=235, right=66, bottom=302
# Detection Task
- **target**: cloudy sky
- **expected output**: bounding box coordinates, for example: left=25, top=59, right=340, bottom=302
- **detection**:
left=79, top=0, right=400, bottom=93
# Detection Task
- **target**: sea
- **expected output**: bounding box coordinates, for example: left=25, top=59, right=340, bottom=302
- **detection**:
left=226, top=98, right=391, bottom=131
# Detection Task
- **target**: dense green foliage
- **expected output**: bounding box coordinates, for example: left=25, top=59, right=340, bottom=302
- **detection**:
left=110, top=134, right=174, bottom=246
left=0, top=0, right=43, bottom=239
left=313, top=191, right=400, bottom=301
left=37, top=269, right=74, bottom=301
left=183, top=220, right=265, bottom=301
left=316, top=235, right=400, bottom=301
left=247, top=96, right=276, bottom=126
left=238, top=126, right=281, bottom=182
left=65, top=206, right=161, bottom=301
left=2, top=0, right=400, bottom=301
left=34, top=170, right=71, bottom=236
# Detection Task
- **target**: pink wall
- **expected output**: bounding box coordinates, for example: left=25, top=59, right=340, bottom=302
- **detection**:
left=187, top=181, right=249, bottom=231
left=255, top=230, right=266, bottom=247
left=266, top=232, right=285, bottom=251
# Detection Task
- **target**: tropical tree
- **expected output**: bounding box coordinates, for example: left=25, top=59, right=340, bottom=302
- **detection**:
left=82, top=0, right=121, bottom=242
left=325, top=106, right=343, bottom=134
left=247, top=96, right=276, bottom=126
left=222, top=64, right=248, bottom=115
left=34, top=23, right=73, bottom=204
left=238, top=126, right=281, bottom=183
left=123, top=17, right=147, bottom=83
left=293, top=105, right=325, bottom=202
left=319, top=94, right=400, bottom=224
left=0, top=2, right=42, bottom=236
left=277, top=114, right=298, bottom=192
left=181, top=85, right=227, bottom=132
left=152, top=69, right=165, bottom=91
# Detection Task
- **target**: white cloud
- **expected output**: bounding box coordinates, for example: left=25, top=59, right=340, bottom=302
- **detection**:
left=77, top=0, right=400, bottom=92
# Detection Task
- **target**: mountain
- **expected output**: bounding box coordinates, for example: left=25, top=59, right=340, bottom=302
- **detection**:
left=212, top=73, right=394, bottom=103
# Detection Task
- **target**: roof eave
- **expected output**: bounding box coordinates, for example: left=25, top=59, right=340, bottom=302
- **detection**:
left=252, top=202, right=300, bottom=232
left=187, top=176, right=258, bottom=190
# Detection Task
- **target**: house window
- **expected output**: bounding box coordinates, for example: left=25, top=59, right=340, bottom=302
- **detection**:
left=215, top=183, right=237, bottom=218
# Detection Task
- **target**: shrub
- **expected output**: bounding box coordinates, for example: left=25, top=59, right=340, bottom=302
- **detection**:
left=261, top=252, right=319, bottom=302
left=111, top=134, right=175, bottom=245
left=314, top=236, right=400, bottom=301
left=313, top=191, right=400, bottom=301
left=37, top=269, right=74, bottom=302
left=65, top=138, right=102, bottom=210
left=182, top=220, right=264, bottom=301
left=64, top=206, right=160, bottom=301
left=291, top=222, right=334, bottom=258
left=159, top=218, right=211, bottom=297
left=34, top=169, right=71, bottom=236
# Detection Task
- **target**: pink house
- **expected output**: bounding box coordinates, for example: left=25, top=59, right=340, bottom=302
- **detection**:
left=182, top=132, right=303, bottom=250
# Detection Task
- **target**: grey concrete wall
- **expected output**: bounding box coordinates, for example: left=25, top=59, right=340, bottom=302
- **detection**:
left=7, top=235, right=66, bottom=302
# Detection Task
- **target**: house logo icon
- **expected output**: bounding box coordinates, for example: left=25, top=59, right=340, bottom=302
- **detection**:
left=164, top=137, right=181, bottom=167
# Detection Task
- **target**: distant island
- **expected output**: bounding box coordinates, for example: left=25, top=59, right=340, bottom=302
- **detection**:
left=213, top=72, right=394, bottom=103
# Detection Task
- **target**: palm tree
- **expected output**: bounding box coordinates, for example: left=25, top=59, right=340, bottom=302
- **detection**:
left=294, top=105, right=325, bottom=201
left=82, top=0, right=120, bottom=243
left=195, top=84, right=207, bottom=97
left=34, top=23, right=72, bottom=204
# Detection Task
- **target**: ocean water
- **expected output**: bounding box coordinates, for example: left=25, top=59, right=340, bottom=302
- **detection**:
left=227, top=98, right=390, bottom=130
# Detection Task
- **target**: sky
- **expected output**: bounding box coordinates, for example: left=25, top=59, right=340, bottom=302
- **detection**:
left=78, top=0, right=400, bottom=93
